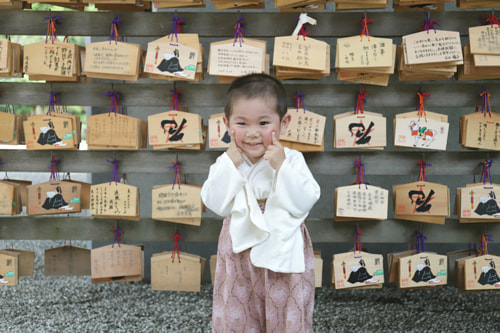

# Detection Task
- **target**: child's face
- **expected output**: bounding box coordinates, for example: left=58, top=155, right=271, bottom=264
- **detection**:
left=224, top=96, right=289, bottom=164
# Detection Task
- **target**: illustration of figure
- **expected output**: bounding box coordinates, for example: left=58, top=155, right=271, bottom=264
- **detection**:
left=409, top=120, right=437, bottom=147
left=42, top=186, right=74, bottom=211
left=221, top=130, right=231, bottom=144
left=474, top=191, right=500, bottom=216
left=412, top=258, right=441, bottom=284
left=157, top=49, right=188, bottom=78
left=347, top=259, right=378, bottom=284
left=0, top=273, right=8, bottom=284
left=161, top=118, right=187, bottom=143
left=37, top=121, right=67, bottom=147
left=478, top=261, right=500, bottom=287
left=348, top=121, right=374, bottom=145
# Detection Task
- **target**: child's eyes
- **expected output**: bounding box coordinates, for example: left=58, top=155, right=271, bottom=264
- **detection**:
left=236, top=122, right=246, bottom=126
left=259, top=121, right=269, bottom=126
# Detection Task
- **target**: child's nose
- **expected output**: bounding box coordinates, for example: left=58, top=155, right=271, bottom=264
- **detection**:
left=245, top=126, right=260, bottom=137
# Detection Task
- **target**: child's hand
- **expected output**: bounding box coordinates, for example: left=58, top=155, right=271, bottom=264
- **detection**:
left=264, top=132, right=286, bottom=170
left=226, top=130, right=244, bottom=167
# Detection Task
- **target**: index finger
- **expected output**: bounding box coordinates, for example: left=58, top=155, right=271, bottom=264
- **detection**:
left=272, top=131, right=282, bottom=146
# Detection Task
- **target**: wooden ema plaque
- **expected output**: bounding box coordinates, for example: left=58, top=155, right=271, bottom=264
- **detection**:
left=334, top=111, right=386, bottom=149
left=152, top=184, right=202, bottom=226
left=208, top=38, right=266, bottom=78
left=91, top=244, right=143, bottom=283
left=23, top=41, right=75, bottom=78
left=398, top=252, right=447, bottom=289
left=0, top=250, right=18, bottom=286
left=387, top=250, right=417, bottom=283
left=86, top=113, right=147, bottom=150
left=148, top=110, right=203, bottom=149
left=1, top=249, right=34, bottom=277
left=460, top=111, right=500, bottom=150
left=273, top=36, right=328, bottom=72
left=332, top=251, right=384, bottom=290
left=314, top=249, right=323, bottom=288
left=0, top=181, right=21, bottom=215
left=337, top=36, right=394, bottom=69
left=463, top=255, right=500, bottom=290
left=145, top=34, right=202, bottom=81
left=0, top=112, right=15, bottom=142
left=403, top=30, right=463, bottom=66
left=208, top=113, right=230, bottom=149
left=44, top=246, right=91, bottom=276
left=24, top=114, right=79, bottom=150
left=393, top=181, right=450, bottom=224
left=27, top=180, right=81, bottom=216
left=1, top=179, right=32, bottom=208
left=84, top=41, right=141, bottom=81
left=151, top=251, right=205, bottom=292
left=334, top=184, right=388, bottom=221
left=280, top=108, right=325, bottom=148
left=89, top=183, right=140, bottom=221
left=0, top=40, right=22, bottom=79
left=394, top=111, right=449, bottom=151
left=457, top=183, right=500, bottom=222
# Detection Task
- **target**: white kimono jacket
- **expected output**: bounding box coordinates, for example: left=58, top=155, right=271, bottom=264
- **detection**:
left=201, top=147, right=320, bottom=273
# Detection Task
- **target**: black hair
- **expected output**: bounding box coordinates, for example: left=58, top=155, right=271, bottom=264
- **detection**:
left=224, top=73, right=287, bottom=122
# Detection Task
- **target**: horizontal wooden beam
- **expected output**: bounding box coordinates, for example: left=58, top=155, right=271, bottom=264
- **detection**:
left=0, top=149, right=499, bottom=174
left=0, top=82, right=499, bottom=108
left=0, top=216, right=497, bottom=243
left=0, top=11, right=489, bottom=37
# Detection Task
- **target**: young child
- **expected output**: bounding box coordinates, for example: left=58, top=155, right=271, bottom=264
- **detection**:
left=201, top=73, right=320, bottom=332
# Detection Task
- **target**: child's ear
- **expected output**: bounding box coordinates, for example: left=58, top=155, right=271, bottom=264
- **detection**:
left=223, top=116, right=230, bottom=129
left=280, top=113, right=291, bottom=132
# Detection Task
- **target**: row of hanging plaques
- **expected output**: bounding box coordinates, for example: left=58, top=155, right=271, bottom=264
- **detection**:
left=3, top=164, right=500, bottom=227
left=1, top=239, right=497, bottom=292
left=6, top=13, right=500, bottom=84
left=3, top=100, right=500, bottom=152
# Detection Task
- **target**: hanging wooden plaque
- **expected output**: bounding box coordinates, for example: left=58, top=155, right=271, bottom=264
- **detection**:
left=403, top=30, right=463, bottom=65
left=152, top=184, right=202, bottom=226
left=334, top=184, right=388, bottom=221
left=87, top=113, right=146, bottom=150
left=273, top=36, right=328, bottom=71
left=332, top=251, right=384, bottom=290
left=24, top=114, right=78, bottom=150
left=208, top=38, right=266, bottom=77
left=84, top=41, right=141, bottom=81
left=0, top=250, right=18, bottom=286
left=469, top=25, right=500, bottom=55
left=337, top=36, right=394, bottom=69
left=394, top=181, right=450, bottom=224
left=89, top=182, right=140, bottom=221
left=398, top=252, right=447, bottom=289
left=280, top=108, right=325, bottom=147
left=457, top=183, right=500, bottom=222
left=151, top=251, right=204, bottom=292
left=23, top=41, right=75, bottom=78
left=91, top=244, right=143, bottom=283
left=208, top=113, right=230, bottom=149
left=0, top=181, right=21, bottom=215
left=44, top=246, right=91, bottom=276
left=394, top=111, right=449, bottom=150
left=27, top=180, right=81, bottom=216
left=1, top=249, right=34, bottom=277
left=334, top=111, right=386, bottom=149
left=463, top=254, right=500, bottom=290
left=148, top=110, right=203, bottom=148
left=460, top=111, right=500, bottom=150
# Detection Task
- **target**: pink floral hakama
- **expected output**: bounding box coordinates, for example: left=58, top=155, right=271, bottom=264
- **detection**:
left=212, top=216, right=315, bottom=333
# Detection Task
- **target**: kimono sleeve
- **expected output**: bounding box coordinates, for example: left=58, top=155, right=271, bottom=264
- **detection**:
left=269, top=149, right=320, bottom=218
left=201, top=152, right=246, bottom=217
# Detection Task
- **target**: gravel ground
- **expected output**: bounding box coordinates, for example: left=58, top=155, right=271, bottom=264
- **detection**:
left=0, top=241, right=498, bottom=333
